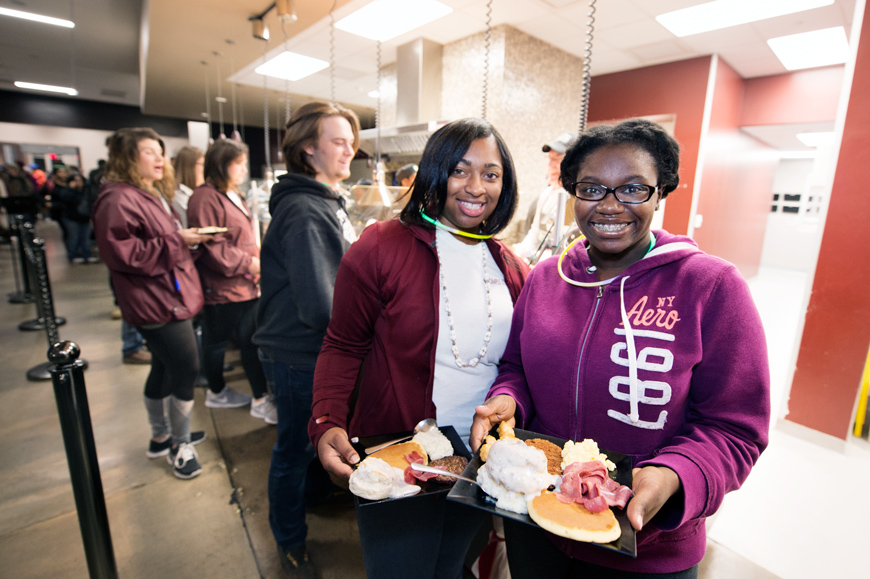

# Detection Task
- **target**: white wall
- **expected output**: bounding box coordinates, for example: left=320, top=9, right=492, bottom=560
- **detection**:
left=0, top=122, right=190, bottom=174
left=759, top=158, right=823, bottom=271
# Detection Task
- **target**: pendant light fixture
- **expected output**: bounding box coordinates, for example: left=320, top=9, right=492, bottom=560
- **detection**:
left=226, top=39, right=243, bottom=143
left=201, top=60, right=213, bottom=144
left=213, top=50, right=227, bottom=138
left=276, top=0, right=297, bottom=23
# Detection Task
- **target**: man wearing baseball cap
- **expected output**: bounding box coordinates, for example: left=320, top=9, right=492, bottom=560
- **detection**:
left=515, top=132, right=575, bottom=261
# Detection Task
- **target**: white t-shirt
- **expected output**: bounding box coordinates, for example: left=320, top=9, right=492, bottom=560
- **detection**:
left=432, top=228, right=513, bottom=446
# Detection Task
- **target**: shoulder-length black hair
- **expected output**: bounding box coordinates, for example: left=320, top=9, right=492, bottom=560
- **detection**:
left=560, top=118, right=681, bottom=198
left=400, top=118, right=518, bottom=236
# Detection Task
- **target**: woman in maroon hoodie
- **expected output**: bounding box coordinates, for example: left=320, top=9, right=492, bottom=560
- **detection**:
left=187, top=140, right=274, bottom=424
left=92, top=128, right=209, bottom=480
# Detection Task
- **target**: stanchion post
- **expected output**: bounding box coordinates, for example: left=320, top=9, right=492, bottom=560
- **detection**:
left=8, top=214, right=34, bottom=303
left=48, top=341, right=118, bottom=579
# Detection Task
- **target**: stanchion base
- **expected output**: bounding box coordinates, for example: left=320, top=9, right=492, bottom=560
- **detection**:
left=18, top=317, right=67, bottom=331
left=7, top=291, right=34, bottom=304
left=27, top=359, right=88, bottom=381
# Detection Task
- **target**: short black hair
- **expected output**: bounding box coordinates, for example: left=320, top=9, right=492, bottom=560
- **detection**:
left=561, top=118, right=681, bottom=198
left=400, top=118, right=518, bottom=236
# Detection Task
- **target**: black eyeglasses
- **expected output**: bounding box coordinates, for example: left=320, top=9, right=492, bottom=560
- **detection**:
left=567, top=182, right=658, bottom=204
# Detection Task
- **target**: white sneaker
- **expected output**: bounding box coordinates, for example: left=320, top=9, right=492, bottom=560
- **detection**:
left=250, top=397, right=278, bottom=425
left=205, top=386, right=252, bottom=408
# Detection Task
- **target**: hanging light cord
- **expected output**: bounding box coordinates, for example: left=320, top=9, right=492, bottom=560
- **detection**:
left=202, top=61, right=212, bottom=134
left=262, top=39, right=271, bottom=172
left=579, top=0, right=596, bottom=133
left=482, top=0, right=492, bottom=119
left=375, top=39, right=382, bottom=170
left=214, top=51, right=225, bottom=137
left=330, top=1, right=337, bottom=104
left=68, top=0, right=76, bottom=91
left=282, top=21, right=291, bottom=127
left=227, top=40, right=238, bottom=136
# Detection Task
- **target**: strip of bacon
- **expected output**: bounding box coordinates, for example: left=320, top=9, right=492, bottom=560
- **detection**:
left=403, top=451, right=436, bottom=484
left=556, top=460, right=633, bottom=512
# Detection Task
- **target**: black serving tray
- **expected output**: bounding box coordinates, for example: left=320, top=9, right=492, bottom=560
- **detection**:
left=446, top=428, right=636, bottom=557
left=352, top=425, right=472, bottom=507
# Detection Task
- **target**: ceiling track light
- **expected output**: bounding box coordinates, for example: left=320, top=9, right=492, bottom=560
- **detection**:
left=276, top=0, right=297, bottom=23
left=251, top=18, right=269, bottom=40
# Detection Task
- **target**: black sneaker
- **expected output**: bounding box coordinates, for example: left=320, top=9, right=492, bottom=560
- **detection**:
left=167, top=442, right=202, bottom=480
left=146, top=431, right=206, bottom=458
left=278, top=544, right=318, bottom=579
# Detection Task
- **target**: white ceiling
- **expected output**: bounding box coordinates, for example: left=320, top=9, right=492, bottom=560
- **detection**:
left=0, top=0, right=858, bottom=150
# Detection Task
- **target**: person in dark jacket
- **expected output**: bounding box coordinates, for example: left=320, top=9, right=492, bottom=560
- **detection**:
left=310, top=118, right=529, bottom=579
left=188, top=139, right=274, bottom=423
left=92, top=127, right=210, bottom=480
left=253, top=101, right=360, bottom=578
left=57, top=173, right=98, bottom=263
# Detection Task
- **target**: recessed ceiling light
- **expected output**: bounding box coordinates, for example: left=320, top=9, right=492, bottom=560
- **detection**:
left=14, top=81, right=78, bottom=96
left=656, top=0, right=833, bottom=37
left=0, top=7, right=75, bottom=28
left=335, top=0, right=452, bottom=42
left=779, top=150, right=818, bottom=159
left=796, top=131, right=836, bottom=147
left=254, top=52, right=329, bottom=81
left=768, top=27, right=849, bottom=71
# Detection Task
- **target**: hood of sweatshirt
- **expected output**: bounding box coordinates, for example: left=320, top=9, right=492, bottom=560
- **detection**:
left=558, top=229, right=702, bottom=426
left=268, top=173, right=343, bottom=215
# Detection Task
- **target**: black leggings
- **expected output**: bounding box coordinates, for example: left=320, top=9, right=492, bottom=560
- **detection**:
left=201, top=299, right=267, bottom=399
left=137, top=319, right=199, bottom=401
left=503, top=519, right=699, bottom=579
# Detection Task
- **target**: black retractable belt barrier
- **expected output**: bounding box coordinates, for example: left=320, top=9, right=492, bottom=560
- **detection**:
left=7, top=213, right=34, bottom=304
left=17, top=221, right=66, bottom=331
left=18, top=223, right=85, bottom=381
left=48, top=341, right=119, bottom=579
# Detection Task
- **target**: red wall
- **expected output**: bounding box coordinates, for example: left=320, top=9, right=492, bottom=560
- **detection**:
left=788, top=8, right=870, bottom=439
left=741, top=66, right=845, bottom=126
left=693, top=58, right=778, bottom=278
left=588, top=56, right=712, bottom=235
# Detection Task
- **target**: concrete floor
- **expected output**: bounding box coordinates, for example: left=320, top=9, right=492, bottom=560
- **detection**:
left=0, top=220, right=779, bottom=578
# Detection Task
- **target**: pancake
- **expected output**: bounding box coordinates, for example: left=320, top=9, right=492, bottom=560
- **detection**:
left=525, top=438, right=562, bottom=475
left=527, top=491, right=621, bottom=544
left=367, top=440, right=428, bottom=470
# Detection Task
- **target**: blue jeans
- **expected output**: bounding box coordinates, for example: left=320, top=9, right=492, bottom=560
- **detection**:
left=62, top=218, right=92, bottom=261
left=259, top=348, right=316, bottom=550
left=122, top=320, right=145, bottom=356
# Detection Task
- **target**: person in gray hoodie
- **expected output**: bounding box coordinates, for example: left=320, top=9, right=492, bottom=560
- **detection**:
left=253, top=101, right=360, bottom=579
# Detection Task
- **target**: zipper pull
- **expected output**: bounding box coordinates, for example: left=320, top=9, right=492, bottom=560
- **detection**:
left=597, top=285, right=604, bottom=298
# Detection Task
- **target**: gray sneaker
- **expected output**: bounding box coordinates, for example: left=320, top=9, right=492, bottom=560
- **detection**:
left=205, top=386, right=252, bottom=408
left=251, top=397, right=278, bottom=425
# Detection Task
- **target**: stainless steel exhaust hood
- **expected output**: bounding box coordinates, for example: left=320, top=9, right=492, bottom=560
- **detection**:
left=359, top=38, right=448, bottom=158
left=358, top=120, right=449, bottom=157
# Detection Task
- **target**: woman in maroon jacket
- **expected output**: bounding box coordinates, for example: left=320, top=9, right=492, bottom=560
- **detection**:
left=187, top=140, right=273, bottom=423
left=310, top=118, right=529, bottom=579
left=92, top=128, right=209, bottom=480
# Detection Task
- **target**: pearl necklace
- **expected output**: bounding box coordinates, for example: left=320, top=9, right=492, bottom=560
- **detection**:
left=436, top=233, right=493, bottom=368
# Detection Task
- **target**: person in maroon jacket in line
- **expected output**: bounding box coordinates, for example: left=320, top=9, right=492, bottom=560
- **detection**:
left=187, top=139, right=275, bottom=424
left=92, top=128, right=209, bottom=480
